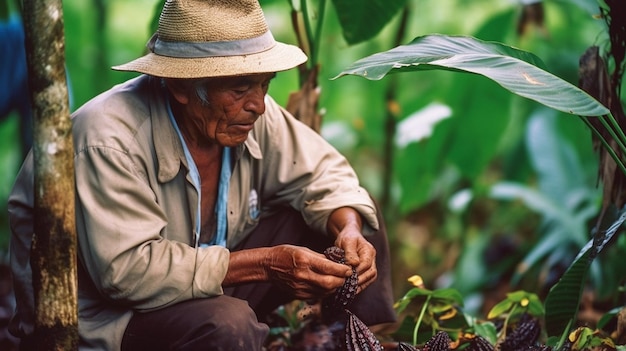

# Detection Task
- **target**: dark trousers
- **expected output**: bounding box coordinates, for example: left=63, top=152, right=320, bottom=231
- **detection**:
left=121, top=208, right=396, bottom=350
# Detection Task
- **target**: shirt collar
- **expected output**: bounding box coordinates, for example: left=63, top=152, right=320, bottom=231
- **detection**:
left=149, top=76, right=262, bottom=182
left=147, top=77, right=186, bottom=183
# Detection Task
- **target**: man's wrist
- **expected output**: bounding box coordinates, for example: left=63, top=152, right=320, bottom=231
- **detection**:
left=223, top=247, right=272, bottom=286
left=327, top=207, right=363, bottom=238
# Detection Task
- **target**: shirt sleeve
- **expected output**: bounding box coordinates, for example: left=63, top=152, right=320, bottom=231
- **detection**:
left=74, top=146, right=229, bottom=311
left=7, top=150, right=36, bottom=337
left=256, top=97, right=379, bottom=235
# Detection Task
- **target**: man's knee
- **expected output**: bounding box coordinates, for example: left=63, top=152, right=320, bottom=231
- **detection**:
left=205, top=297, right=268, bottom=337
left=123, top=296, right=269, bottom=350
left=196, top=297, right=269, bottom=348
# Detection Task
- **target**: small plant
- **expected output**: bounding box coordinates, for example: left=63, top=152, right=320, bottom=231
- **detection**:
left=392, top=277, right=626, bottom=351
left=567, top=326, right=620, bottom=351
left=487, top=290, right=544, bottom=342
left=394, top=275, right=466, bottom=345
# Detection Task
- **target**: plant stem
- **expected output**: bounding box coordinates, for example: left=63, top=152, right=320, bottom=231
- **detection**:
left=501, top=304, right=519, bottom=341
left=598, top=114, right=626, bottom=157
left=555, top=319, right=574, bottom=351
left=381, top=5, right=410, bottom=216
left=311, top=0, right=326, bottom=65
left=580, top=116, right=626, bottom=175
left=604, top=112, right=626, bottom=151
left=299, top=0, right=316, bottom=65
left=607, top=114, right=626, bottom=139
left=413, top=295, right=431, bottom=346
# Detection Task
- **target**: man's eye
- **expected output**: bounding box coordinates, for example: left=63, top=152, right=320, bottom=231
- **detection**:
left=233, top=86, right=250, bottom=94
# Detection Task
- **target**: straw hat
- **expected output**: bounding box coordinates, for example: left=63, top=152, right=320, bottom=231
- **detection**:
left=112, top=0, right=307, bottom=78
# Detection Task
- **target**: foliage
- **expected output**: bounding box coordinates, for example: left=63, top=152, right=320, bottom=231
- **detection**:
left=2, top=0, right=626, bottom=349
left=394, top=275, right=465, bottom=344
left=544, top=207, right=626, bottom=341
left=488, top=110, right=602, bottom=290
left=333, top=0, right=625, bottom=344
left=262, top=281, right=626, bottom=349
left=567, top=326, right=621, bottom=351
left=328, top=0, right=407, bottom=46
left=0, top=116, right=20, bottom=249
left=390, top=279, right=626, bottom=350
left=392, top=278, right=544, bottom=345
left=335, top=34, right=607, bottom=117
left=487, top=290, right=544, bottom=320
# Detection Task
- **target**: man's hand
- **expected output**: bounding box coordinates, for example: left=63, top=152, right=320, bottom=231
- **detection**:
left=263, top=245, right=353, bottom=299
left=327, top=207, right=378, bottom=293
left=223, top=207, right=377, bottom=299
left=223, top=245, right=352, bottom=300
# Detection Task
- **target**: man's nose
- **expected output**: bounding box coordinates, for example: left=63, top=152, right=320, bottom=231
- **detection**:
left=244, top=87, right=266, bottom=115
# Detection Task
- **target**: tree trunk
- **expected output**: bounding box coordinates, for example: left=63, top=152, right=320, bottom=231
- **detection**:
left=22, top=0, right=78, bottom=349
left=286, top=64, right=322, bottom=132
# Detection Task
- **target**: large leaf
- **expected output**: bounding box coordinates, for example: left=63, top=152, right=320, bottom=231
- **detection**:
left=335, top=34, right=609, bottom=117
left=508, top=111, right=600, bottom=284
left=489, top=180, right=597, bottom=285
left=526, top=110, right=592, bottom=204
left=446, top=74, right=510, bottom=179
left=489, top=182, right=587, bottom=242
left=330, top=0, right=407, bottom=45
left=544, top=208, right=626, bottom=337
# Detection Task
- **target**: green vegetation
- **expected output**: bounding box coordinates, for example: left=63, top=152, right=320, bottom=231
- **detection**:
left=2, top=0, right=625, bottom=348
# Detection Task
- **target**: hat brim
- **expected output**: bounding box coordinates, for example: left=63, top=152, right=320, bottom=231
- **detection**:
left=112, top=42, right=307, bottom=78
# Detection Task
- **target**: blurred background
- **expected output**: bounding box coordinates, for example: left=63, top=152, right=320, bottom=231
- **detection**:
left=1, top=0, right=624, bottom=333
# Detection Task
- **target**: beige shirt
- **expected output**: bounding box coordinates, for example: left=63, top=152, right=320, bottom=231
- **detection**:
left=9, top=75, right=378, bottom=350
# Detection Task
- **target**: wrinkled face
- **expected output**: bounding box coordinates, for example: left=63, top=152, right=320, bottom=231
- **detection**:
left=168, top=72, right=275, bottom=147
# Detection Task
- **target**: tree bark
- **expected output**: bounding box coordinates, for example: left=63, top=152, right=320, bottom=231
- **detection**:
left=22, top=0, right=78, bottom=349
left=286, top=64, right=322, bottom=132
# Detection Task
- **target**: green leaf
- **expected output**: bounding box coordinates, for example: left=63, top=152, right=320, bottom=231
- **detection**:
left=490, top=182, right=585, bottom=242
left=335, top=34, right=609, bottom=117
left=446, top=75, right=510, bottom=179
left=487, top=291, right=544, bottom=319
left=431, top=288, right=464, bottom=305
left=544, top=209, right=626, bottom=337
left=395, top=287, right=433, bottom=313
left=473, top=322, right=498, bottom=345
left=597, top=307, right=622, bottom=329
left=330, top=0, right=407, bottom=45
left=576, top=328, right=595, bottom=349
left=506, top=290, right=531, bottom=302
left=401, top=287, right=434, bottom=300
left=527, top=294, right=545, bottom=316
left=526, top=110, right=592, bottom=204
left=487, top=299, right=514, bottom=319
left=429, top=303, right=454, bottom=314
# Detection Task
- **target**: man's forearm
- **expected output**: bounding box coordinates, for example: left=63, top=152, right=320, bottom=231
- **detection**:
left=222, top=247, right=272, bottom=286
left=327, top=207, right=363, bottom=238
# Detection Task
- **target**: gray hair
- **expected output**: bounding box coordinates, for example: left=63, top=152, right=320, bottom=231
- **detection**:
left=163, top=78, right=211, bottom=106
left=192, top=79, right=211, bottom=106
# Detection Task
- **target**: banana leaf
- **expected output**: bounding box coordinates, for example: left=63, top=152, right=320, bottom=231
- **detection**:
left=330, top=0, right=407, bottom=45
left=544, top=208, right=626, bottom=337
left=334, top=34, right=609, bottom=117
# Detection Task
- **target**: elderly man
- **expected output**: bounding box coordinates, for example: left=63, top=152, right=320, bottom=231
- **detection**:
left=8, top=0, right=395, bottom=350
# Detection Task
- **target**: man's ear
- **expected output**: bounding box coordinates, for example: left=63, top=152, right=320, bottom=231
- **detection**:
left=164, top=79, right=190, bottom=105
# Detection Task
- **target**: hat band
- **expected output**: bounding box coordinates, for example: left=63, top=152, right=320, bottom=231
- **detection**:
left=147, top=31, right=277, bottom=58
